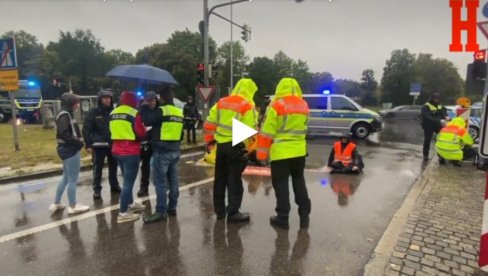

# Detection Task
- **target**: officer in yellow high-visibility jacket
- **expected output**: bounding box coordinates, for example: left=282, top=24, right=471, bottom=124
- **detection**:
left=257, top=78, right=311, bottom=230
left=204, top=78, right=258, bottom=223
left=435, top=117, right=475, bottom=166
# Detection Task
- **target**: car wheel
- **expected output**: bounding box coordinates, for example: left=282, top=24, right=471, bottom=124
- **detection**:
left=469, top=125, right=480, bottom=140
left=352, top=123, right=370, bottom=139
left=385, top=113, right=395, bottom=119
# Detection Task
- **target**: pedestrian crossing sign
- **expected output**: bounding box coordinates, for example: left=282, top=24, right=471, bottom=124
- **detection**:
left=0, top=38, right=17, bottom=70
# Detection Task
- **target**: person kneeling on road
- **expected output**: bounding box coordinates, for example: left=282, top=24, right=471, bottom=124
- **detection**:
left=435, top=117, right=475, bottom=167
left=327, top=132, right=364, bottom=174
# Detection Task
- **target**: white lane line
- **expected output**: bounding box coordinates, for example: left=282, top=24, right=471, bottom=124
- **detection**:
left=0, top=151, right=204, bottom=193
left=0, top=177, right=214, bottom=244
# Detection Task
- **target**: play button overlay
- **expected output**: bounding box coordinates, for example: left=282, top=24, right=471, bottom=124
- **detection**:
left=232, top=118, right=257, bottom=146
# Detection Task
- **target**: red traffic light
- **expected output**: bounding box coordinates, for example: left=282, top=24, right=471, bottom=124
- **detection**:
left=197, top=63, right=205, bottom=71
left=474, top=50, right=486, bottom=61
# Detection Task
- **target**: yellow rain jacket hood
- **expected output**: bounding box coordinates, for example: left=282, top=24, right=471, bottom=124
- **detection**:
left=273, top=78, right=303, bottom=100
left=447, top=117, right=466, bottom=128
left=231, top=78, right=258, bottom=105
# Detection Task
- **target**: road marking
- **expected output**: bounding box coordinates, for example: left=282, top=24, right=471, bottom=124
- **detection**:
left=0, top=151, right=204, bottom=193
left=0, top=177, right=213, bottom=244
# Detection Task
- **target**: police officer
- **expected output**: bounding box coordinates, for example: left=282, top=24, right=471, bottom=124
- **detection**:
left=421, top=92, right=448, bottom=161
left=142, top=87, right=184, bottom=223
left=204, top=78, right=258, bottom=223
left=257, top=78, right=311, bottom=230
left=82, top=89, right=121, bottom=200
left=137, top=91, right=160, bottom=197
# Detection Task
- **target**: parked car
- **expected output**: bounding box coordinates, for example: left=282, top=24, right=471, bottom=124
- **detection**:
left=446, top=105, right=482, bottom=140
left=379, top=105, right=423, bottom=119
left=302, top=94, right=382, bottom=138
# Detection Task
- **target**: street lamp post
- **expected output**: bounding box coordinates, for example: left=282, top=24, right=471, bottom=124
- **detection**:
left=203, top=0, right=251, bottom=86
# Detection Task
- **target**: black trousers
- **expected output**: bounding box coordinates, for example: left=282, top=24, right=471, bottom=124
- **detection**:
left=139, top=143, right=152, bottom=191
left=92, top=148, right=119, bottom=193
left=213, top=142, right=248, bottom=216
left=270, top=156, right=311, bottom=218
left=423, top=127, right=440, bottom=157
left=185, top=121, right=197, bottom=143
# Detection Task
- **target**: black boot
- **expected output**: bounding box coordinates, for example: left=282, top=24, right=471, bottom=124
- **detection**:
left=137, top=189, right=148, bottom=197
left=227, top=212, right=250, bottom=223
left=270, top=216, right=289, bottom=230
left=300, top=216, right=310, bottom=228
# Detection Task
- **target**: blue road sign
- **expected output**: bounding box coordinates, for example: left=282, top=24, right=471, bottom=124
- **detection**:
left=410, top=82, right=422, bottom=93
left=0, top=38, right=17, bottom=70
left=483, top=1, right=488, bottom=18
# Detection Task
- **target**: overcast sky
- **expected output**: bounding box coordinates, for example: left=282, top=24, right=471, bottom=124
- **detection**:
left=0, top=0, right=485, bottom=81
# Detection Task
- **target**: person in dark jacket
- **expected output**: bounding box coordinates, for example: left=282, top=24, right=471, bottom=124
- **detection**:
left=327, top=133, right=364, bottom=174
left=183, top=95, right=200, bottom=145
left=82, top=90, right=121, bottom=200
left=137, top=91, right=160, bottom=197
left=49, top=93, right=90, bottom=215
left=421, top=92, right=448, bottom=161
left=142, top=87, right=184, bottom=223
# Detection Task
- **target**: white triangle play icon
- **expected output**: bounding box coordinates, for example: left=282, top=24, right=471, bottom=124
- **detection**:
left=232, top=118, right=257, bottom=146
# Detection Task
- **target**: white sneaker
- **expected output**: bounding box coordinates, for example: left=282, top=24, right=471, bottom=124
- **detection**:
left=128, top=202, right=146, bottom=213
left=68, top=204, right=90, bottom=214
left=117, top=212, right=140, bottom=223
left=49, top=203, right=66, bottom=212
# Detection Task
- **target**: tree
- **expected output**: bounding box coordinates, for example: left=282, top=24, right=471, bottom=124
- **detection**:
left=104, top=49, right=134, bottom=66
left=308, top=72, right=334, bottom=94
left=360, top=69, right=378, bottom=105
left=273, top=51, right=294, bottom=79
left=1, top=30, right=44, bottom=79
left=380, top=49, right=416, bottom=105
left=412, top=53, right=463, bottom=104
left=217, top=41, right=249, bottom=93
left=134, top=29, right=217, bottom=100
left=335, top=79, right=364, bottom=99
left=248, top=56, right=278, bottom=106
left=291, top=59, right=312, bottom=92
left=47, top=29, right=107, bottom=94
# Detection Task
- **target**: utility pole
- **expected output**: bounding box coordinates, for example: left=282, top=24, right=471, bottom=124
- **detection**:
left=230, top=2, right=234, bottom=91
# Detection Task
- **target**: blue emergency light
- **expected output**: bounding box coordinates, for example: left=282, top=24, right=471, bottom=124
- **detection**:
left=136, top=91, right=143, bottom=97
left=27, top=81, right=37, bottom=87
left=322, top=89, right=331, bottom=95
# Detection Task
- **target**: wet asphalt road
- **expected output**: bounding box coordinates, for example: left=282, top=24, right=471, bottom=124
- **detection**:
left=0, top=118, right=426, bottom=276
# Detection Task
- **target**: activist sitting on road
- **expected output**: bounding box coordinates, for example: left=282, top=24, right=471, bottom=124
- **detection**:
left=435, top=116, right=475, bottom=167
left=49, top=93, right=90, bottom=215
left=327, top=132, right=364, bottom=174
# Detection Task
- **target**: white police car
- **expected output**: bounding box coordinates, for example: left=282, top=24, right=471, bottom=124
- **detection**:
left=302, top=94, right=382, bottom=138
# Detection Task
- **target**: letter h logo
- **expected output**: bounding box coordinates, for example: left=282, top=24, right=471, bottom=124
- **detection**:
left=450, top=0, right=480, bottom=52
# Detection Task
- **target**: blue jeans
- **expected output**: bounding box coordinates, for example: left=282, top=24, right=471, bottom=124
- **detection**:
left=55, top=152, right=81, bottom=206
left=152, top=151, right=181, bottom=214
left=115, top=155, right=140, bottom=213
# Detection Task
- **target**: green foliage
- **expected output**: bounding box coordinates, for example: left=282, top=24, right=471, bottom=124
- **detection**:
left=217, top=41, right=249, bottom=94
left=248, top=56, right=279, bottom=106
left=380, top=49, right=463, bottom=105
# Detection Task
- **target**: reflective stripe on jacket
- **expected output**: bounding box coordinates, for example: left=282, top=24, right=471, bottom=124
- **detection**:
left=257, top=78, right=309, bottom=161
left=204, top=78, right=258, bottom=144
left=110, top=105, right=138, bottom=141
left=333, top=142, right=356, bottom=167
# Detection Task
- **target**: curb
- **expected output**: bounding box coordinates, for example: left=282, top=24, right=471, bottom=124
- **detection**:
left=363, top=157, right=438, bottom=276
left=0, top=145, right=204, bottom=185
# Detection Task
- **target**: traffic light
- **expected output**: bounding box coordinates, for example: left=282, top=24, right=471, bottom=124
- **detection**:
left=241, top=24, right=250, bottom=42
left=209, top=64, right=219, bottom=79
left=197, top=63, right=205, bottom=85
left=472, top=50, right=487, bottom=80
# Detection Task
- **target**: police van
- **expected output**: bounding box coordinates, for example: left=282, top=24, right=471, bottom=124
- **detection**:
left=302, top=94, right=382, bottom=138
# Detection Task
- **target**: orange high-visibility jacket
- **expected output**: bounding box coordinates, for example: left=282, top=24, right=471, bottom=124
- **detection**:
left=333, top=142, right=356, bottom=167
